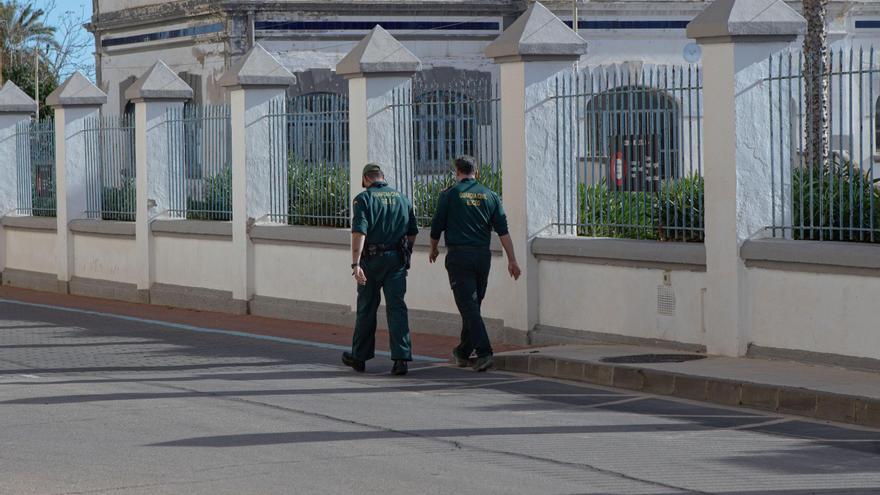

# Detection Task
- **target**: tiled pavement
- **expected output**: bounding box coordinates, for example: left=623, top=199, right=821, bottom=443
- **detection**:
left=0, top=296, right=879, bottom=494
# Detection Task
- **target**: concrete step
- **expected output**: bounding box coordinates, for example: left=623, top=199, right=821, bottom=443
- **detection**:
left=495, top=344, right=880, bottom=429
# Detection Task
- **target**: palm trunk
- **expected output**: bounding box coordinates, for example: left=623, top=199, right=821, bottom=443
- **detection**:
left=802, top=0, right=829, bottom=169
left=0, top=49, right=4, bottom=86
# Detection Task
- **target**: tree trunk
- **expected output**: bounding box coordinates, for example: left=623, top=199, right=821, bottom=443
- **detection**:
left=0, top=49, right=4, bottom=86
left=802, top=0, right=830, bottom=168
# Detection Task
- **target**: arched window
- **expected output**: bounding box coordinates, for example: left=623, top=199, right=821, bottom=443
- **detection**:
left=288, top=92, right=349, bottom=166
left=413, top=90, right=477, bottom=173
left=583, top=86, right=681, bottom=191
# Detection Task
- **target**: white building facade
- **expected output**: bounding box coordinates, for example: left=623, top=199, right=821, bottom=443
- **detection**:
left=89, top=1, right=880, bottom=114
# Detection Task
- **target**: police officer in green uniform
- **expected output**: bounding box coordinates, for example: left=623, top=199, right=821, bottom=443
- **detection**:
left=429, top=156, right=521, bottom=372
left=343, top=163, right=419, bottom=376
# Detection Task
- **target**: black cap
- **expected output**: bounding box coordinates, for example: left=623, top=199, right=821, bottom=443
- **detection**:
left=362, top=163, right=382, bottom=176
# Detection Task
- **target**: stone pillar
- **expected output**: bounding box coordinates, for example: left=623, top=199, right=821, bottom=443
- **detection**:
left=337, top=26, right=421, bottom=203
left=687, top=0, right=805, bottom=356
left=219, top=44, right=294, bottom=305
left=485, top=2, right=588, bottom=336
left=125, top=61, right=193, bottom=302
left=0, top=82, right=38, bottom=280
left=46, top=73, right=108, bottom=293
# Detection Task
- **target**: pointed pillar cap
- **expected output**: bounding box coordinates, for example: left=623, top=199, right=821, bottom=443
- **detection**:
left=687, top=0, right=805, bottom=44
left=219, top=43, right=296, bottom=88
left=0, top=81, right=37, bottom=113
left=485, top=2, right=587, bottom=63
left=125, top=61, right=193, bottom=101
left=336, top=26, right=421, bottom=78
left=46, top=72, right=107, bottom=107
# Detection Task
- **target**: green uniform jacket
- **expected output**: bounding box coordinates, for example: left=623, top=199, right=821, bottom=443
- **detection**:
left=352, top=181, right=418, bottom=244
left=430, top=178, right=509, bottom=248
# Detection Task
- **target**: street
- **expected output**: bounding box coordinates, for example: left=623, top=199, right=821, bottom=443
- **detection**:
left=1, top=298, right=879, bottom=495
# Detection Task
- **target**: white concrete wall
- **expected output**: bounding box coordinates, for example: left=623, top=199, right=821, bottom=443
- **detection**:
left=72, top=234, right=138, bottom=284
left=537, top=259, right=707, bottom=346
left=748, top=267, right=880, bottom=360
left=252, top=241, right=514, bottom=321
left=152, top=236, right=235, bottom=291
left=4, top=230, right=57, bottom=274
left=253, top=243, right=351, bottom=306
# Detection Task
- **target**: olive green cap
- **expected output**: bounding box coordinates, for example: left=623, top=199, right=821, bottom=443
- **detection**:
left=362, top=163, right=383, bottom=176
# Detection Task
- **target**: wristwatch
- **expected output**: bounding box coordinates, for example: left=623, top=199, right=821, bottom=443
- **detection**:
left=351, top=263, right=359, bottom=269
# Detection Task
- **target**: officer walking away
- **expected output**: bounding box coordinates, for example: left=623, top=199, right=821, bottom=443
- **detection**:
left=343, top=164, right=419, bottom=376
left=429, top=156, right=521, bottom=372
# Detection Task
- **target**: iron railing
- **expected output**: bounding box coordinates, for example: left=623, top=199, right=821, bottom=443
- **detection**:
left=15, top=119, right=56, bottom=217
left=391, top=79, right=502, bottom=226
left=167, top=104, right=232, bottom=221
left=83, top=114, right=136, bottom=221
left=553, top=64, right=704, bottom=241
left=267, top=93, right=350, bottom=227
left=767, top=48, right=879, bottom=243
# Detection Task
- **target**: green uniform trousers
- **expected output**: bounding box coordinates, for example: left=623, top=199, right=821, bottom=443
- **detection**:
left=445, top=249, right=493, bottom=358
left=352, top=252, right=413, bottom=362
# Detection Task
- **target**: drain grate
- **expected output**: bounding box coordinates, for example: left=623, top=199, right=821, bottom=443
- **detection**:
left=601, top=354, right=707, bottom=364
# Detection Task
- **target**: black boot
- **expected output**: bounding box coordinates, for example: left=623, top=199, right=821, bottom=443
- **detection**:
left=391, top=360, right=408, bottom=376
left=342, top=352, right=365, bottom=372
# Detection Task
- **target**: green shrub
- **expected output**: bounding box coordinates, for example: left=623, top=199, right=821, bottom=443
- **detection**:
left=578, top=174, right=704, bottom=242
left=101, top=179, right=136, bottom=222
left=288, top=158, right=350, bottom=227
left=31, top=182, right=57, bottom=218
left=187, top=167, right=233, bottom=221
left=791, top=162, right=880, bottom=242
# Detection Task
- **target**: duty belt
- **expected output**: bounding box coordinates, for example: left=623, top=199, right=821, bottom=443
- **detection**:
left=447, top=245, right=490, bottom=253
left=365, top=243, right=398, bottom=257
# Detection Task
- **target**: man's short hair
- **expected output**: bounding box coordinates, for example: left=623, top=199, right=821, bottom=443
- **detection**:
left=362, top=163, right=384, bottom=180
left=454, top=156, right=476, bottom=175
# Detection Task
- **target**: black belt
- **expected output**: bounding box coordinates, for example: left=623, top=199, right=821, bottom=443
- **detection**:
left=447, top=245, right=490, bottom=253
left=366, top=243, right=397, bottom=252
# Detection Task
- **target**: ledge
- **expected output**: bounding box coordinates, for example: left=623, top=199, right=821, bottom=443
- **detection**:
left=533, top=237, right=706, bottom=271
left=250, top=225, right=503, bottom=254
left=250, top=225, right=350, bottom=247
left=741, top=239, right=880, bottom=276
left=0, top=216, right=57, bottom=232
left=151, top=220, right=232, bottom=239
left=69, top=219, right=135, bottom=238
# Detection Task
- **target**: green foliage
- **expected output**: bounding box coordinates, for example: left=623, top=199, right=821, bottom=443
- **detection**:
left=30, top=179, right=55, bottom=217
left=578, top=175, right=705, bottom=242
left=0, top=1, right=59, bottom=119
left=412, top=164, right=502, bottom=226
left=791, top=162, right=880, bottom=242
left=187, top=167, right=232, bottom=221
left=101, top=179, right=135, bottom=222
left=287, top=158, right=350, bottom=227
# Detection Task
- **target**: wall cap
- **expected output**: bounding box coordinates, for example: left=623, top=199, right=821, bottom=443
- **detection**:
left=336, top=25, right=421, bottom=78
left=741, top=238, right=880, bottom=271
left=250, top=225, right=350, bottom=246
left=125, top=60, right=193, bottom=101
left=0, top=81, right=37, bottom=113
left=151, top=219, right=232, bottom=238
left=485, top=1, right=587, bottom=62
left=687, top=0, right=806, bottom=43
left=532, top=236, right=706, bottom=269
left=0, top=215, right=57, bottom=232
left=46, top=72, right=107, bottom=107
left=69, top=219, right=136, bottom=237
left=218, top=43, right=296, bottom=88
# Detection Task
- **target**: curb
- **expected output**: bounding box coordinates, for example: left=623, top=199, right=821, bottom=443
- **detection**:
left=494, top=353, right=880, bottom=429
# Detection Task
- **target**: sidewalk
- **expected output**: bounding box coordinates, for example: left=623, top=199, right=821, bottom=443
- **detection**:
left=0, top=286, right=522, bottom=360
left=496, top=344, right=880, bottom=429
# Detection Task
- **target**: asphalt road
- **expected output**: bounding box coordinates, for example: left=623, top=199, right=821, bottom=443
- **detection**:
left=1, top=298, right=879, bottom=495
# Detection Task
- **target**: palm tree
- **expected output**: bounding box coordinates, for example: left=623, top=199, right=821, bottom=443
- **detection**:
left=0, top=1, right=56, bottom=85
left=802, top=0, right=829, bottom=168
